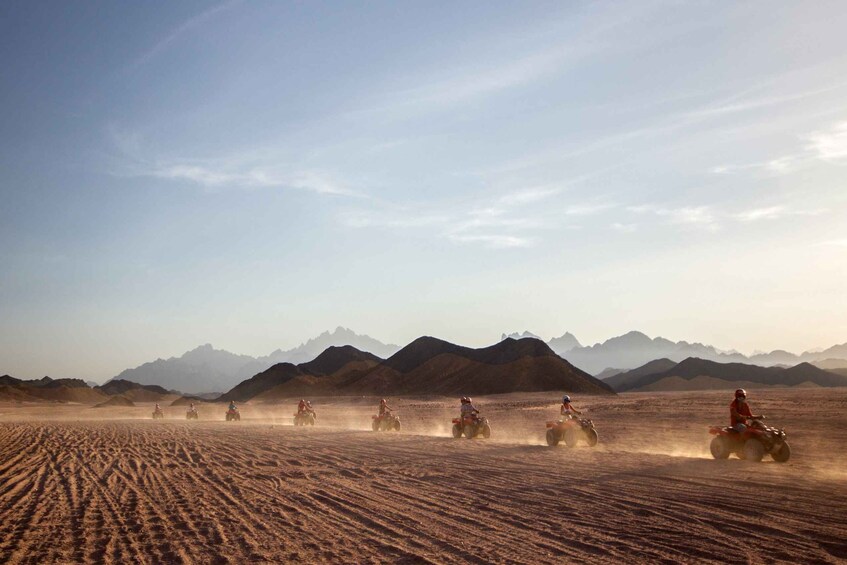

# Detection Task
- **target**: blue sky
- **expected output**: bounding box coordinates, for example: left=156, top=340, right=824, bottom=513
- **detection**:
left=2, top=1, right=846, bottom=379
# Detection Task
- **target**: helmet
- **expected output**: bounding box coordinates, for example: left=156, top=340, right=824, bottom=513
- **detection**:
left=460, top=396, right=468, bottom=404
left=735, top=389, right=747, bottom=399
left=380, top=398, right=387, bottom=405
left=466, top=397, right=473, bottom=405
left=562, top=395, right=571, bottom=404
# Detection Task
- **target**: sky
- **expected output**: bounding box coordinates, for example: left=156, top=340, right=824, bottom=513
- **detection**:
left=2, top=1, right=846, bottom=380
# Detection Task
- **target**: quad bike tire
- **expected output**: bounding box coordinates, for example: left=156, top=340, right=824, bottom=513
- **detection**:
left=546, top=429, right=560, bottom=447
left=372, top=419, right=380, bottom=432
left=393, top=420, right=401, bottom=432
left=464, top=424, right=475, bottom=439
left=771, top=441, right=791, bottom=463
left=481, top=424, right=491, bottom=439
left=307, top=415, right=315, bottom=426
left=710, top=436, right=731, bottom=459
left=743, top=438, right=765, bottom=462
left=585, top=428, right=598, bottom=447
left=564, top=428, right=580, bottom=448
left=452, top=424, right=462, bottom=438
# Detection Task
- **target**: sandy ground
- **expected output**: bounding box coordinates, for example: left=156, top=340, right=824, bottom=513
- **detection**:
left=1, top=389, right=846, bottom=564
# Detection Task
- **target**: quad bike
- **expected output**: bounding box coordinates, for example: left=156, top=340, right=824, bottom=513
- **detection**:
left=185, top=407, right=199, bottom=420
left=225, top=407, right=241, bottom=422
left=152, top=407, right=164, bottom=420
left=709, top=418, right=790, bottom=463
left=293, top=410, right=316, bottom=426
left=546, top=416, right=598, bottom=447
left=372, top=411, right=401, bottom=432
left=451, top=413, right=491, bottom=439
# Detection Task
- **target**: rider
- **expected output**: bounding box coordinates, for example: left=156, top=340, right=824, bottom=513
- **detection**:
left=305, top=400, right=314, bottom=415
left=378, top=398, right=392, bottom=417
left=560, top=395, right=583, bottom=419
left=297, top=399, right=307, bottom=414
left=154, top=403, right=161, bottom=412
left=460, top=396, right=478, bottom=420
left=730, top=389, right=762, bottom=432
left=228, top=400, right=237, bottom=412
left=188, top=402, right=196, bottom=412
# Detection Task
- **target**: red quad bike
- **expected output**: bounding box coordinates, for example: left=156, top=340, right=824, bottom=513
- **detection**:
left=225, top=407, right=241, bottom=422
left=546, top=416, right=598, bottom=447
left=185, top=407, right=199, bottom=420
left=709, top=418, right=790, bottom=463
left=293, top=410, right=316, bottom=426
left=372, top=412, right=401, bottom=432
left=152, top=407, right=164, bottom=420
left=451, top=413, right=491, bottom=439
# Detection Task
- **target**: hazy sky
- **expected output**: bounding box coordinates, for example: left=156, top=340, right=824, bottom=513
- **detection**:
left=2, top=1, right=846, bottom=379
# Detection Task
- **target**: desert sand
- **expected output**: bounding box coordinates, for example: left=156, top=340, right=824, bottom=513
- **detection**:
left=1, top=389, right=846, bottom=564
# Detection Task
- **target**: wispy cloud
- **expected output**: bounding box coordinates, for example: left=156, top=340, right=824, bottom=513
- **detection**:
left=806, top=121, right=847, bottom=162
left=497, top=186, right=561, bottom=206
left=629, top=204, right=718, bottom=230
left=128, top=1, right=241, bottom=72
left=734, top=206, right=787, bottom=222
left=447, top=233, right=533, bottom=248
left=113, top=151, right=359, bottom=196
left=611, top=222, right=637, bottom=233
left=733, top=205, right=826, bottom=222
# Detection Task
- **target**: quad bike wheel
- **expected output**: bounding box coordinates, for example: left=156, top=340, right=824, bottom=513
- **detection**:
left=710, top=436, right=731, bottom=459
left=585, top=428, right=598, bottom=447
left=771, top=441, right=791, bottom=463
left=451, top=424, right=462, bottom=438
left=743, top=438, right=765, bottom=462
left=308, top=415, right=315, bottom=426
left=546, top=429, right=560, bottom=447
left=393, top=420, right=401, bottom=432
left=564, top=428, right=580, bottom=448
left=481, top=424, right=491, bottom=439
left=464, top=424, right=475, bottom=439
left=372, top=419, right=380, bottom=432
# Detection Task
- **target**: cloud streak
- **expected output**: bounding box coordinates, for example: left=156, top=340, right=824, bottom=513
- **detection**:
left=128, top=0, right=242, bottom=72
left=806, top=121, right=847, bottom=162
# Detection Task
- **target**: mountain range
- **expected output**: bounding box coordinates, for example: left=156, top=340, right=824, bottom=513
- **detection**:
left=603, top=357, right=847, bottom=393
left=51, top=328, right=847, bottom=395
left=503, top=330, right=847, bottom=375
left=221, top=337, right=614, bottom=402
left=109, top=327, right=400, bottom=394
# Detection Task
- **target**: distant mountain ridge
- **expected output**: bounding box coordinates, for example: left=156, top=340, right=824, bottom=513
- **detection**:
left=0, top=375, right=186, bottom=404
left=109, top=327, right=400, bottom=394
left=509, top=329, right=847, bottom=375
left=605, top=357, right=847, bottom=392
